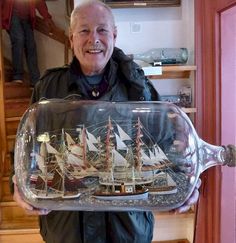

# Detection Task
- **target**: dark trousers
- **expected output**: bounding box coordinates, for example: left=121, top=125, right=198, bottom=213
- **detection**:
left=8, top=15, right=40, bottom=85
left=39, top=211, right=154, bottom=243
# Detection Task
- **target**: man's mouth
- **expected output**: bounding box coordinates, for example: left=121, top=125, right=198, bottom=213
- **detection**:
left=87, top=49, right=103, bottom=54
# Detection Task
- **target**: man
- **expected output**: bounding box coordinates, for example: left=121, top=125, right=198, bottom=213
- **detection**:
left=13, top=1, right=200, bottom=242
left=1, top=0, right=54, bottom=86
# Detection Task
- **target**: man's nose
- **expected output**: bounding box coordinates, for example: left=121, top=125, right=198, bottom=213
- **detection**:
left=88, top=31, right=100, bottom=44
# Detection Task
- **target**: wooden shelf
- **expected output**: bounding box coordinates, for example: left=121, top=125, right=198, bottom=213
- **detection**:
left=181, top=107, right=196, bottom=114
left=152, top=239, right=190, bottom=243
left=103, top=0, right=181, bottom=8
left=144, top=65, right=196, bottom=79
left=153, top=209, right=195, bottom=219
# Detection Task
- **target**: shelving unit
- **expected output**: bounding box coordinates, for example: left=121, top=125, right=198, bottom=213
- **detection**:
left=144, top=65, right=197, bottom=114
left=142, top=64, right=197, bottom=241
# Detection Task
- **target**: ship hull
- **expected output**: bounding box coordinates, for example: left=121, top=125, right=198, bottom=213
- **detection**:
left=94, top=189, right=148, bottom=200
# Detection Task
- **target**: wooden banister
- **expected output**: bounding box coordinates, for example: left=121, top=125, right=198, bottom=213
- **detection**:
left=0, top=29, right=7, bottom=199
left=35, top=16, right=70, bottom=64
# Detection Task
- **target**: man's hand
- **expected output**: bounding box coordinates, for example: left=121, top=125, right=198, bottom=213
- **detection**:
left=12, top=175, right=51, bottom=215
left=175, top=178, right=201, bottom=213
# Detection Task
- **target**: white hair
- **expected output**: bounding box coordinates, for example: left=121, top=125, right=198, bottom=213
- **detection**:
left=70, top=0, right=116, bottom=31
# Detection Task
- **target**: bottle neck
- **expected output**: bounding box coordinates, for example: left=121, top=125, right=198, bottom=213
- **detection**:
left=200, top=140, right=236, bottom=172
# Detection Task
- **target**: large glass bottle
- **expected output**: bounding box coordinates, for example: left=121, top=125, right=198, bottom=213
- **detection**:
left=14, top=99, right=235, bottom=211
left=132, top=48, right=188, bottom=65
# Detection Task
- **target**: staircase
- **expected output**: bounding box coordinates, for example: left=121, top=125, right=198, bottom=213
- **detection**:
left=0, top=1, right=70, bottom=241
left=0, top=81, right=41, bottom=241
left=0, top=11, right=70, bottom=240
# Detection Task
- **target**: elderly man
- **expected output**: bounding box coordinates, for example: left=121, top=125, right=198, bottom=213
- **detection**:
left=12, top=1, right=200, bottom=242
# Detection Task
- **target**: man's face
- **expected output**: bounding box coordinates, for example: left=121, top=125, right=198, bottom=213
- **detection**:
left=70, top=4, right=117, bottom=76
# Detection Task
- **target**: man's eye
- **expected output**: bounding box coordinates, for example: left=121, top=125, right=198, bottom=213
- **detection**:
left=79, top=29, right=89, bottom=34
left=99, top=28, right=108, bottom=33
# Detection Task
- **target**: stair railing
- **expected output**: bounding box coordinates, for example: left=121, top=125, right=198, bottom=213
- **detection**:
left=35, top=16, right=71, bottom=64
left=0, top=28, right=7, bottom=201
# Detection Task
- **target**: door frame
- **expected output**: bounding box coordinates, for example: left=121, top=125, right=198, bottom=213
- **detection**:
left=194, top=1, right=236, bottom=243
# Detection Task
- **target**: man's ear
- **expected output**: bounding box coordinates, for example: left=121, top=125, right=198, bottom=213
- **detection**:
left=69, top=28, right=74, bottom=50
left=113, top=26, right=117, bottom=41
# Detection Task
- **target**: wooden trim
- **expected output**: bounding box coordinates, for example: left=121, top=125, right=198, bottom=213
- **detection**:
left=0, top=229, right=40, bottom=235
left=194, top=1, right=236, bottom=243
left=66, top=0, right=74, bottom=18
left=0, top=26, right=7, bottom=199
left=194, top=1, right=221, bottom=242
left=215, top=10, right=221, bottom=144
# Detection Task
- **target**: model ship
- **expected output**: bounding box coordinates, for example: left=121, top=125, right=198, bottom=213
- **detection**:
left=29, top=116, right=177, bottom=200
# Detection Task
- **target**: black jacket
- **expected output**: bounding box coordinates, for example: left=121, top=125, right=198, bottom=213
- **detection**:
left=32, top=47, right=160, bottom=103
left=33, top=47, right=160, bottom=243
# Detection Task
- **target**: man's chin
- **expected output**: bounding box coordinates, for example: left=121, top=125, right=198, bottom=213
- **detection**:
left=82, top=64, right=106, bottom=75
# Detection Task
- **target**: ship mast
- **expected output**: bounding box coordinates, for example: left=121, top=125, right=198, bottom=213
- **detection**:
left=81, top=125, right=88, bottom=167
left=105, top=116, right=116, bottom=192
left=60, top=128, right=66, bottom=195
left=135, top=117, right=142, bottom=172
left=105, top=116, right=113, bottom=171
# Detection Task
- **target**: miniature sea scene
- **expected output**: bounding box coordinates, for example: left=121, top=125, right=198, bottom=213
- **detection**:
left=15, top=100, right=234, bottom=211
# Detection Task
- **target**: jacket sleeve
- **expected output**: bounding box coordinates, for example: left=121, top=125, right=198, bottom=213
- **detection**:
left=112, top=47, right=161, bottom=101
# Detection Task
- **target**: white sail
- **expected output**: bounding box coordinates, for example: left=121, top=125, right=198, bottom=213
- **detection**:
left=46, top=142, right=59, bottom=154
left=112, top=149, right=128, bottom=167
left=149, top=149, right=162, bottom=165
left=154, top=145, right=169, bottom=162
left=86, top=130, right=98, bottom=143
left=156, top=172, right=177, bottom=187
left=149, top=149, right=156, bottom=160
left=65, top=131, right=84, bottom=156
left=117, top=124, right=132, bottom=141
left=141, top=149, right=153, bottom=166
left=86, top=138, right=99, bottom=152
left=166, top=173, right=176, bottom=187
left=65, top=132, right=76, bottom=147
left=35, top=153, right=46, bottom=174
left=70, top=144, right=83, bottom=156
left=67, top=152, right=84, bottom=166
left=115, top=133, right=127, bottom=151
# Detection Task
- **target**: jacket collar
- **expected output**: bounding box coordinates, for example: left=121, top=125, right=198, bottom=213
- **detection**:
left=68, top=56, right=118, bottom=91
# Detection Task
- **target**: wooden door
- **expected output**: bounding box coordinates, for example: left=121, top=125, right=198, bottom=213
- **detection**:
left=194, top=1, right=236, bottom=243
left=220, top=6, right=236, bottom=243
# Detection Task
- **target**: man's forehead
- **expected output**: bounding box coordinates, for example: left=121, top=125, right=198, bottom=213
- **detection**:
left=77, top=22, right=111, bottom=28
left=76, top=4, right=112, bottom=20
